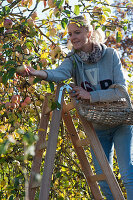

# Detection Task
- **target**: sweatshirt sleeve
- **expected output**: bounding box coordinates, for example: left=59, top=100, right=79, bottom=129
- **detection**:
left=45, top=58, right=73, bottom=82
left=90, top=49, right=127, bottom=103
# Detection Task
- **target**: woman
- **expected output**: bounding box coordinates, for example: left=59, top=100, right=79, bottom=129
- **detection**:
left=21, top=16, right=133, bottom=199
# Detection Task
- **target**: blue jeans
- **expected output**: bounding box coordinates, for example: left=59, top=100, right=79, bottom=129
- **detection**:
left=91, top=125, right=133, bottom=200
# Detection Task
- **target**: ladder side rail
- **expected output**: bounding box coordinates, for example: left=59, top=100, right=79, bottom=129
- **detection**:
left=28, top=94, right=51, bottom=200
left=78, top=113, right=125, bottom=200
left=39, top=84, right=64, bottom=200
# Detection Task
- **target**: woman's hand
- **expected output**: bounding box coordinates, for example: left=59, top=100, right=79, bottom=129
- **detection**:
left=16, top=65, right=47, bottom=80
left=69, top=85, right=91, bottom=100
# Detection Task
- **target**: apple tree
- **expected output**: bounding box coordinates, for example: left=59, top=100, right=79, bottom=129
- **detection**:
left=0, top=0, right=132, bottom=199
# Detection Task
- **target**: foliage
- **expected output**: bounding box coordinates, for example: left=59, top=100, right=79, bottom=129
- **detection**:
left=0, top=0, right=132, bottom=199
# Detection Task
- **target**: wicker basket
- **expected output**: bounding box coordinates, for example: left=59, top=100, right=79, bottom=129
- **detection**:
left=77, top=84, right=133, bottom=126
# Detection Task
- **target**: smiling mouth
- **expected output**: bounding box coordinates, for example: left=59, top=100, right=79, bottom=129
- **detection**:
left=73, top=41, right=80, bottom=45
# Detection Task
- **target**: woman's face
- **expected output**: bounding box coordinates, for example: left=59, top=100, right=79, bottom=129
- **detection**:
left=68, top=23, right=91, bottom=52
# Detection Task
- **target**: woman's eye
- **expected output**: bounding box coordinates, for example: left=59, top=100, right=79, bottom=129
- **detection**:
left=68, top=33, right=72, bottom=36
left=75, top=31, right=80, bottom=34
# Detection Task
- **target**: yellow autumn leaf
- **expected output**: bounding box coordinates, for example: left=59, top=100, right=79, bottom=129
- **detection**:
left=0, top=22, right=3, bottom=27
left=49, top=10, right=53, bottom=18
left=56, top=24, right=62, bottom=30
left=0, top=138, right=3, bottom=143
left=104, top=0, right=110, bottom=5
left=46, top=31, right=50, bottom=37
left=63, top=30, right=67, bottom=37
left=28, top=0, right=33, bottom=8
left=0, top=125, right=6, bottom=133
left=99, top=15, right=106, bottom=24
left=41, top=52, right=49, bottom=59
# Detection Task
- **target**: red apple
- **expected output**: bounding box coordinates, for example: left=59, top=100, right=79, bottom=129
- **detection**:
left=27, top=18, right=35, bottom=28
left=4, top=19, right=13, bottom=29
left=5, top=102, right=11, bottom=109
left=24, top=97, right=31, bottom=104
left=21, top=102, right=27, bottom=108
left=31, top=12, right=38, bottom=20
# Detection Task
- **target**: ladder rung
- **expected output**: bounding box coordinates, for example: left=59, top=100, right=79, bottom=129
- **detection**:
left=63, top=102, right=75, bottom=113
left=90, top=174, right=106, bottom=183
left=76, top=138, right=90, bottom=147
left=31, top=173, right=42, bottom=188
left=31, top=181, right=41, bottom=189
left=44, top=107, right=51, bottom=114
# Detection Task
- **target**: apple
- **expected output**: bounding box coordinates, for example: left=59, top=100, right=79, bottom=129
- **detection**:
left=14, top=122, right=20, bottom=128
left=5, top=102, right=11, bottom=109
left=27, top=18, right=35, bottom=28
left=24, top=97, right=31, bottom=104
left=7, top=0, right=13, bottom=3
left=50, top=46, right=61, bottom=59
left=16, top=65, right=27, bottom=75
left=21, top=0, right=28, bottom=6
left=31, top=12, right=38, bottom=20
left=49, top=28, right=57, bottom=37
left=21, top=102, right=27, bottom=108
left=11, top=102, right=17, bottom=109
left=35, top=100, right=42, bottom=106
left=5, top=29, right=13, bottom=34
left=11, top=95, right=19, bottom=103
left=48, top=0, right=55, bottom=8
left=4, top=19, right=13, bottom=29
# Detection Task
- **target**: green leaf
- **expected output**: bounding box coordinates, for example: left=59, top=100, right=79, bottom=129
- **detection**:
left=83, top=5, right=91, bottom=11
left=33, top=77, right=41, bottom=84
left=5, top=60, right=16, bottom=66
left=102, top=26, right=106, bottom=31
left=4, top=49, right=12, bottom=56
left=25, top=41, right=34, bottom=49
left=49, top=82, right=54, bottom=92
left=56, top=0, right=64, bottom=8
left=74, top=5, right=80, bottom=15
left=106, top=31, right=110, bottom=37
left=123, top=26, right=127, bottom=31
left=102, top=7, right=111, bottom=13
left=28, top=56, right=34, bottom=61
left=0, top=27, right=4, bottom=33
left=103, top=11, right=109, bottom=17
left=8, top=68, right=16, bottom=79
left=51, top=101, right=61, bottom=110
left=61, top=18, right=68, bottom=29
left=9, top=195, right=13, bottom=200
left=2, top=73, right=8, bottom=85
left=2, top=44, right=10, bottom=49
left=2, top=6, right=10, bottom=15
left=116, top=31, right=122, bottom=43
left=62, top=10, right=70, bottom=17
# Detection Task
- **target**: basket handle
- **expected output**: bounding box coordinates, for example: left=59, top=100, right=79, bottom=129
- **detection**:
left=109, top=84, right=133, bottom=109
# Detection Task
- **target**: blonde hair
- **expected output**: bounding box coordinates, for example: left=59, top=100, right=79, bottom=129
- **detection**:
left=68, top=15, right=106, bottom=44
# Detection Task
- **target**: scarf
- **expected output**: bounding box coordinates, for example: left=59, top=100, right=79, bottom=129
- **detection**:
left=76, top=43, right=103, bottom=64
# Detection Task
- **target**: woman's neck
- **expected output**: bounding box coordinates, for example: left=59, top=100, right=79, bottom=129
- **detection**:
left=79, top=42, right=93, bottom=53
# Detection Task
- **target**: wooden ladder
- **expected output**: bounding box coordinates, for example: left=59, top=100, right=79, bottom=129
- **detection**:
left=28, top=84, right=125, bottom=200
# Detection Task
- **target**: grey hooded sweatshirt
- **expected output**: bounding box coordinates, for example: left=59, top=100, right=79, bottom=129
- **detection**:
left=45, top=44, right=126, bottom=103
